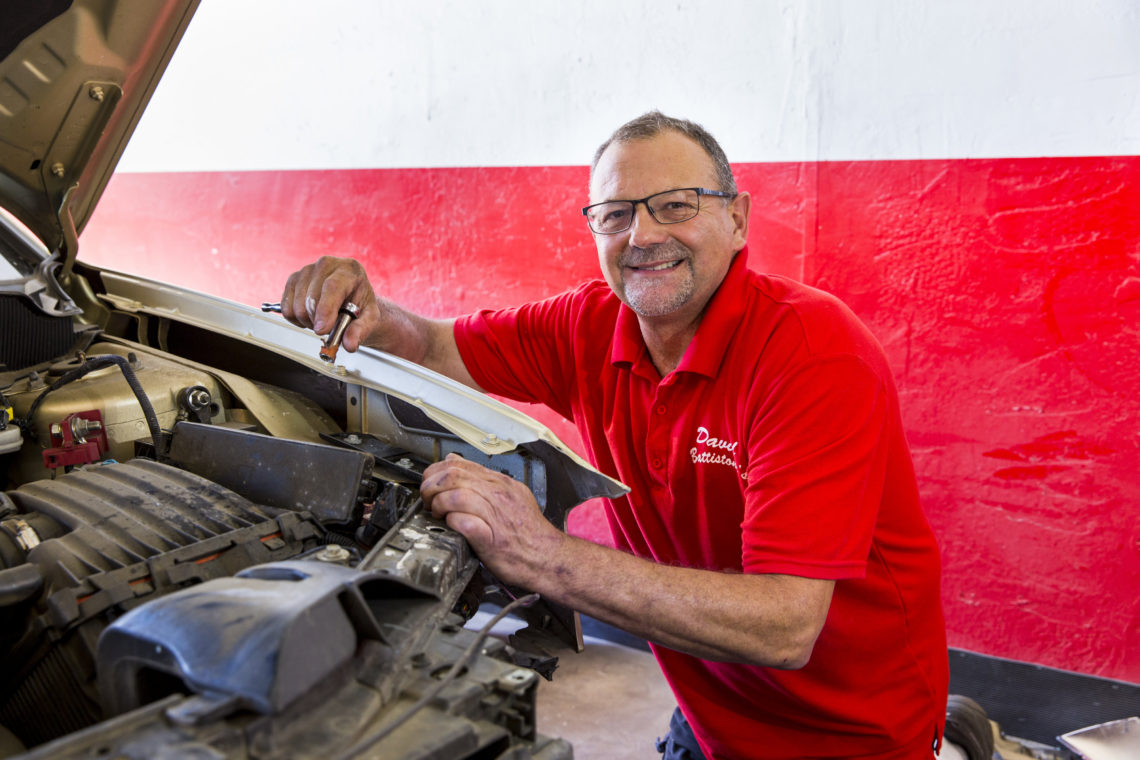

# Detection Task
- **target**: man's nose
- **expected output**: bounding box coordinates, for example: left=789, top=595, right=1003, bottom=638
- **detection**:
left=628, top=202, right=668, bottom=247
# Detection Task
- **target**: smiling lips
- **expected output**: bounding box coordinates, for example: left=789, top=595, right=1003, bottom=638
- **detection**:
left=628, top=258, right=683, bottom=272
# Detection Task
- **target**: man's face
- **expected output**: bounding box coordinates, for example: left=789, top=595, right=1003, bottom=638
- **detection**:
left=589, top=131, right=750, bottom=329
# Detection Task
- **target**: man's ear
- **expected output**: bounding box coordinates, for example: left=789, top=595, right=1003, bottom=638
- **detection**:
left=730, top=191, right=751, bottom=251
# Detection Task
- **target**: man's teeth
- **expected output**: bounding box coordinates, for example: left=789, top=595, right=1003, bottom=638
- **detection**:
left=637, top=261, right=680, bottom=271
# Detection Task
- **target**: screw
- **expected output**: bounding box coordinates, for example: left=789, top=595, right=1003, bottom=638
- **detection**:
left=88, top=86, right=105, bottom=101
left=50, top=163, right=65, bottom=178
left=345, top=433, right=362, bottom=445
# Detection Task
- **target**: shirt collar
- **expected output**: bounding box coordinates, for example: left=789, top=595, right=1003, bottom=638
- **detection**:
left=610, top=246, right=750, bottom=379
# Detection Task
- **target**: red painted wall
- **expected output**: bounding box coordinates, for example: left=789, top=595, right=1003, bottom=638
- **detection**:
left=81, top=157, right=1140, bottom=682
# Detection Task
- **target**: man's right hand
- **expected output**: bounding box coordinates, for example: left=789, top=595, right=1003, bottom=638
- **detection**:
left=278, top=256, right=480, bottom=389
left=280, top=256, right=380, bottom=355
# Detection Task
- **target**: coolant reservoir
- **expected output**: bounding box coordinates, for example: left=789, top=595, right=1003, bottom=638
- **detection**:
left=6, top=342, right=225, bottom=484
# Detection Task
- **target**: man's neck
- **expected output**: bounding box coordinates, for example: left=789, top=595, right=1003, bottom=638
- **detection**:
left=640, top=315, right=702, bottom=378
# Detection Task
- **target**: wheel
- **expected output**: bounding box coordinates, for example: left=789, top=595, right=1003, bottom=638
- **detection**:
left=945, top=694, right=996, bottom=760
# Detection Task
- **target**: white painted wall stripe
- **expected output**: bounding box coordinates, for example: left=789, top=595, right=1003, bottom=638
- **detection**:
left=119, top=0, right=1140, bottom=173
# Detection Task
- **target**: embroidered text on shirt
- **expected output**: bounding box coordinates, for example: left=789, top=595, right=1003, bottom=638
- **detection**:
left=690, top=426, right=746, bottom=479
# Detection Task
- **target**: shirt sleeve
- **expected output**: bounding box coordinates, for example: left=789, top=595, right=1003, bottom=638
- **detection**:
left=740, top=354, right=892, bottom=579
left=453, top=283, right=597, bottom=422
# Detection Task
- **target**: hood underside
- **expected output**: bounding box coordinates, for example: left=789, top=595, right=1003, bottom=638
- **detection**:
left=0, top=0, right=199, bottom=269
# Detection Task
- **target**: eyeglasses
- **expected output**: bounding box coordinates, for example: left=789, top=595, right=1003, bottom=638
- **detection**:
left=582, top=187, right=736, bottom=234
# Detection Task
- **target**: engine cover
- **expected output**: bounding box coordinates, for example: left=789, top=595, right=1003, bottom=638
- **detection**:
left=0, top=459, right=326, bottom=746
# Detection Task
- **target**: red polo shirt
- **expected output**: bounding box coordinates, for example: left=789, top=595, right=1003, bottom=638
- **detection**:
left=454, top=248, right=948, bottom=759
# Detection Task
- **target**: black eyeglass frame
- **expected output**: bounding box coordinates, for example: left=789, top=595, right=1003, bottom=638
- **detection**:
left=581, top=187, right=737, bottom=234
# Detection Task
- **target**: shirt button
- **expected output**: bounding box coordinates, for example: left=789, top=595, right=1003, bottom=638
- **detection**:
left=655, top=404, right=667, bottom=415
left=652, top=457, right=664, bottom=469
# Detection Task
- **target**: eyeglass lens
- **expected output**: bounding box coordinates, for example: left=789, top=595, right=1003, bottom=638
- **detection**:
left=587, top=188, right=702, bottom=233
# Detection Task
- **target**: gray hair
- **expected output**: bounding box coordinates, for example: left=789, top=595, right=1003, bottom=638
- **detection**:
left=590, top=111, right=737, bottom=194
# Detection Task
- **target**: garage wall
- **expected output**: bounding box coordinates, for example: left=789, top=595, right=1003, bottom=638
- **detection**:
left=80, top=1, right=1140, bottom=683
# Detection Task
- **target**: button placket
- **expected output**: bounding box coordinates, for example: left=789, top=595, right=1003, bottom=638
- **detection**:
left=646, top=387, right=673, bottom=479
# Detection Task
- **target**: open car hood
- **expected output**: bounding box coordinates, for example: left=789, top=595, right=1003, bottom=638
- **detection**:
left=0, top=0, right=198, bottom=272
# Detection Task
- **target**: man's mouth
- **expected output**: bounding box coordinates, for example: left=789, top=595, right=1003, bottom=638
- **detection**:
left=629, top=260, right=682, bottom=272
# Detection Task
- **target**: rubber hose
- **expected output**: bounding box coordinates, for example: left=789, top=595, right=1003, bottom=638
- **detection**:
left=21, top=354, right=163, bottom=452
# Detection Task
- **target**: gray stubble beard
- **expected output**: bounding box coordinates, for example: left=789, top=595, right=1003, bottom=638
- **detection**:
left=617, top=242, right=696, bottom=318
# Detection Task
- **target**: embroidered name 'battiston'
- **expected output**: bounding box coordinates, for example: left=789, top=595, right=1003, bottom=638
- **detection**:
left=690, top=426, right=745, bottom=479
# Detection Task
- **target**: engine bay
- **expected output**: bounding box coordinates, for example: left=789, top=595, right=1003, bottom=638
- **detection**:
left=0, top=264, right=616, bottom=759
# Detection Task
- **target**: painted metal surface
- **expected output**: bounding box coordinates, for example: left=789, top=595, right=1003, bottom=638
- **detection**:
left=1059, top=716, right=1140, bottom=760
left=90, top=265, right=627, bottom=500
left=0, top=0, right=199, bottom=254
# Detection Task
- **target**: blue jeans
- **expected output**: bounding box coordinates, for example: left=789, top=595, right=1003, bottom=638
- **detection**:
left=656, top=707, right=708, bottom=760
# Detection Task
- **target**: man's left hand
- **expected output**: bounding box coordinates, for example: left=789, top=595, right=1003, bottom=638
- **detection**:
left=420, top=453, right=563, bottom=586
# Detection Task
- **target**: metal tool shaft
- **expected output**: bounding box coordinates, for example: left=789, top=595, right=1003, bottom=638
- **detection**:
left=320, top=302, right=360, bottom=362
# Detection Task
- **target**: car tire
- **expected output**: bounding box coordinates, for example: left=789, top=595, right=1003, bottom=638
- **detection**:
left=944, top=694, right=996, bottom=760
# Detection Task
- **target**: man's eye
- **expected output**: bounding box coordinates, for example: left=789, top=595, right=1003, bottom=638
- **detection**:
left=653, top=199, right=698, bottom=221
left=603, top=207, right=629, bottom=223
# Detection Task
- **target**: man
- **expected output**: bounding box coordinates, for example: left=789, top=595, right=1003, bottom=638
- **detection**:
left=281, top=112, right=949, bottom=759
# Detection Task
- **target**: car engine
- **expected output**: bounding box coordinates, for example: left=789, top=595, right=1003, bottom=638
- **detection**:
left=0, top=262, right=621, bottom=759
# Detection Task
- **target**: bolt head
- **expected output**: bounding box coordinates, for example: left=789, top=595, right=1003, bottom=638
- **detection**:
left=315, top=544, right=351, bottom=563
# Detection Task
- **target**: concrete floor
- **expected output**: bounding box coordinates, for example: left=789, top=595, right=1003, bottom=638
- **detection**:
left=469, top=611, right=677, bottom=758
left=535, top=636, right=677, bottom=759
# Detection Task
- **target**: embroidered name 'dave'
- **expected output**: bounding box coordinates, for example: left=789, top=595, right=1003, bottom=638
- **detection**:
left=690, top=426, right=745, bottom=479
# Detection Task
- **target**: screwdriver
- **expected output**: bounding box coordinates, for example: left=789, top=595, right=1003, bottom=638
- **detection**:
left=261, top=301, right=360, bottom=362
left=319, top=302, right=360, bottom=362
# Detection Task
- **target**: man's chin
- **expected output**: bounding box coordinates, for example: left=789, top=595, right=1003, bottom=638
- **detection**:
left=623, top=285, right=693, bottom=319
